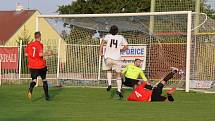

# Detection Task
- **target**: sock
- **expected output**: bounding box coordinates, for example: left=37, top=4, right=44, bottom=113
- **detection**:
left=167, top=94, right=174, bottom=102
left=43, top=81, right=49, bottom=97
left=163, top=72, right=176, bottom=82
left=116, top=78, right=122, bottom=92
left=157, top=83, right=164, bottom=88
left=145, top=85, right=153, bottom=90
left=29, top=81, right=36, bottom=93
left=107, top=72, right=112, bottom=86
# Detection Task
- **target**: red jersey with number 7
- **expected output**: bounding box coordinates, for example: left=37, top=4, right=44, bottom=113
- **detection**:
left=25, top=40, right=46, bottom=69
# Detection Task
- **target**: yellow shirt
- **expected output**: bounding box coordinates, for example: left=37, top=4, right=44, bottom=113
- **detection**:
left=122, top=64, right=147, bottom=81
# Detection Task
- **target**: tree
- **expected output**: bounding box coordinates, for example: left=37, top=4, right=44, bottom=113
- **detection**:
left=203, top=1, right=215, bottom=19
left=57, top=0, right=214, bottom=19
left=57, top=0, right=151, bottom=14
left=16, top=29, right=33, bottom=74
left=16, top=29, right=33, bottom=45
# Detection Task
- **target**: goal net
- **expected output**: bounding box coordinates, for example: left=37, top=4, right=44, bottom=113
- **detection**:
left=189, top=13, right=215, bottom=93
left=35, top=11, right=214, bottom=92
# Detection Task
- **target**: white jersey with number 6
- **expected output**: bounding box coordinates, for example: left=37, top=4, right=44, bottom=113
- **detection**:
left=104, top=34, right=128, bottom=60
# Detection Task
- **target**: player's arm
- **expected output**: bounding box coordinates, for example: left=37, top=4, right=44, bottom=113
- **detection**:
left=99, top=39, right=106, bottom=56
left=24, top=52, right=28, bottom=57
left=121, top=64, right=129, bottom=75
left=148, top=96, right=151, bottom=102
left=37, top=50, right=54, bottom=57
left=38, top=44, right=54, bottom=57
left=39, top=52, right=43, bottom=57
left=25, top=53, right=28, bottom=56
left=140, top=71, right=148, bottom=82
left=38, top=47, right=44, bottom=57
left=121, top=38, right=128, bottom=52
left=121, top=64, right=130, bottom=81
left=24, top=46, right=29, bottom=57
left=121, top=44, right=128, bottom=52
left=38, top=45, right=46, bottom=57
left=43, top=50, right=55, bottom=57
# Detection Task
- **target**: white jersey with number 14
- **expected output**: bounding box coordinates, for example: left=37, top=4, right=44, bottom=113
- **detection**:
left=103, top=34, right=128, bottom=60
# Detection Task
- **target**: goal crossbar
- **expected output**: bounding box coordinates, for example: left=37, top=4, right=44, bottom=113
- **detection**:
left=37, top=11, right=192, bottom=18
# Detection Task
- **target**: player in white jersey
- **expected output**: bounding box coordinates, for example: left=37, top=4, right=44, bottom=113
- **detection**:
left=99, top=25, right=128, bottom=98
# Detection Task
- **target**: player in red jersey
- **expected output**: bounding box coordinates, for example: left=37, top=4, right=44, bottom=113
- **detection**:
left=127, top=68, right=178, bottom=102
left=25, top=31, right=52, bottom=101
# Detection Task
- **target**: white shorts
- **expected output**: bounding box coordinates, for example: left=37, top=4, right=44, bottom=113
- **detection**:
left=102, top=58, right=122, bottom=73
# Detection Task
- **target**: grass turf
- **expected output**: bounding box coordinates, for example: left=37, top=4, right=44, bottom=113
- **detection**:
left=0, top=85, right=215, bottom=121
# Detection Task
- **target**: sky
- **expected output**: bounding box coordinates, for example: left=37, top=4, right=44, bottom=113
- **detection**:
left=0, top=0, right=73, bottom=14
left=207, top=0, right=215, bottom=9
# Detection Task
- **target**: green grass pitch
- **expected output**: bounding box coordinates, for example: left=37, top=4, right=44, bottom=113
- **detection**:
left=0, top=85, right=215, bottom=121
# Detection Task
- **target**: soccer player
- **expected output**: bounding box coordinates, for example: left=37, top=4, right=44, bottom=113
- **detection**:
left=122, top=59, right=148, bottom=90
left=25, top=31, right=51, bottom=101
left=99, top=25, right=128, bottom=98
left=127, top=68, right=178, bottom=102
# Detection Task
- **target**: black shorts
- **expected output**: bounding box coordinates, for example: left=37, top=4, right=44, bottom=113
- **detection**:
left=151, top=83, right=167, bottom=101
left=29, top=67, right=47, bottom=80
left=123, top=77, right=139, bottom=87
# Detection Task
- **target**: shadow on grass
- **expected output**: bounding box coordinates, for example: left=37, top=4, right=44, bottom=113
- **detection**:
left=31, top=87, right=63, bottom=102
left=110, top=89, right=124, bottom=100
left=49, top=86, right=63, bottom=100
left=109, top=88, right=133, bottom=101
left=32, top=95, right=44, bottom=102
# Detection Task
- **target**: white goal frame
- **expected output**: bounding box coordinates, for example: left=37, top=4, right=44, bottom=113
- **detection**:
left=36, top=11, right=192, bottom=92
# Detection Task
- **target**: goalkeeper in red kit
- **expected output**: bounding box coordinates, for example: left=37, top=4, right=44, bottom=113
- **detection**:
left=25, top=31, right=52, bottom=101
left=127, top=68, right=179, bottom=102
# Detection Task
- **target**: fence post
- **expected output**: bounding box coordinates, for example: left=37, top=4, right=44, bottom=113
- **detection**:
left=98, top=39, right=102, bottom=81
left=18, top=40, right=22, bottom=84
left=57, top=38, right=61, bottom=85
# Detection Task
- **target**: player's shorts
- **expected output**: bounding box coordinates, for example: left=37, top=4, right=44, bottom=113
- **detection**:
left=102, top=58, right=122, bottom=73
left=123, top=77, right=139, bottom=87
left=29, top=67, right=47, bottom=80
left=151, top=83, right=167, bottom=101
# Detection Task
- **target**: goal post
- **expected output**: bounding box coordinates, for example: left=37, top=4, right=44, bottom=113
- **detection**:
left=186, top=11, right=192, bottom=92
left=36, top=11, right=193, bottom=91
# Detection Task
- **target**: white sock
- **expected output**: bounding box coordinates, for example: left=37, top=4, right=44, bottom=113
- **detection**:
left=107, top=72, right=112, bottom=86
left=116, top=78, right=122, bottom=92
left=35, top=79, right=39, bottom=87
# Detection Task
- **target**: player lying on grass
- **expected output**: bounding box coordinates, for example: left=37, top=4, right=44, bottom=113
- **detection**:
left=127, top=68, right=178, bottom=102
left=121, top=59, right=148, bottom=90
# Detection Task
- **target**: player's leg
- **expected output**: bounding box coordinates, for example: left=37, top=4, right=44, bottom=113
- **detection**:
left=123, top=77, right=139, bottom=90
left=40, top=67, right=49, bottom=101
left=151, top=68, right=178, bottom=102
left=151, top=83, right=167, bottom=101
left=166, top=87, right=176, bottom=102
left=106, top=70, right=112, bottom=91
left=163, top=67, right=178, bottom=83
left=116, top=72, right=123, bottom=98
left=104, top=58, right=112, bottom=91
left=114, top=61, right=123, bottom=98
left=133, top=80, right=141, bottom=89
left=28, top=69, right=38, bottom=100
left=151, top=87, right=176, bottom=102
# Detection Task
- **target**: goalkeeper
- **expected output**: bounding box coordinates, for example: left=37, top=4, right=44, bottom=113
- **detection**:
left=121, top=59, right=148, bottom=90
